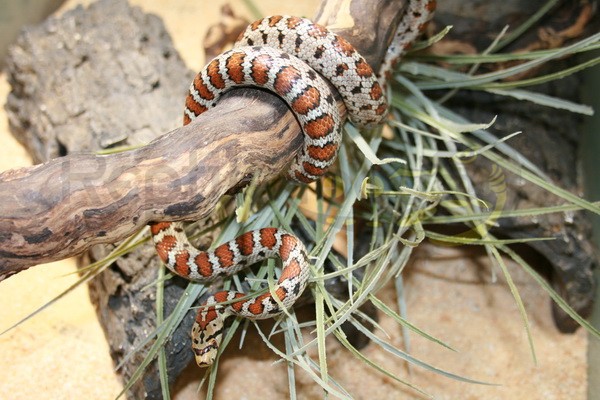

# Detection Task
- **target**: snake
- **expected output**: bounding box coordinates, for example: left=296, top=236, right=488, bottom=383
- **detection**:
left=150, top=1, right=436, bottom=368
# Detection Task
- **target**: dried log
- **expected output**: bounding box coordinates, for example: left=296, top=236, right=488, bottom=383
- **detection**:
left=0, top=0, right=410, bottom=279
left=0, top=91, right=311, bottom=278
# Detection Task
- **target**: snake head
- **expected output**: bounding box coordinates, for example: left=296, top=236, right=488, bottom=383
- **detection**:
left=192, top=337, right=220, bottom=367
left=191, top=309, right=225, bottom=367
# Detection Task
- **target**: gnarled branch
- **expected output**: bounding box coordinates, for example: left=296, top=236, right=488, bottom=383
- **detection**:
left=0, top=0, right=406, bottom=279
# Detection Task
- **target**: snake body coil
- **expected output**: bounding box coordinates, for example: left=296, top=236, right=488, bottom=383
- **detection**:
left=185, top=15, right=387, bottom=183
left=151, top=2, right=436, bottom=368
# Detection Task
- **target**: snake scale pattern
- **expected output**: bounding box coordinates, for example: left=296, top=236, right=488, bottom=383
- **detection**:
left=150, top=0, right=436, bottom=367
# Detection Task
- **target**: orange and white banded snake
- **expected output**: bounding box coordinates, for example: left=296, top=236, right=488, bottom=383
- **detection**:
left=150, top=2, right=436, bottom=367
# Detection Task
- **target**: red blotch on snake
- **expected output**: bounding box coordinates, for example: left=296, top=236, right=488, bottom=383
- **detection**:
left=185, top=95, right=208, bottom=118
left=279, top=259, right=302, bottom=282
left=193, top=74, right=215, bottom=101
left=175, top=251, right=191, bottom=276
left=294, top=171, right=314, bottom=183
left=196, top=307, right=218, bottom=330
left=247, top=294, right=269, bottom=314
left=278, top=234, right=295, bottom=261
left=249, top=19, right=262, bottom=31
left=333, top=36, right=355, bottom=56
left=207, top=59, right=226, bottom=89
left=226, top=52, right=246, bottom=84
left=291, top=86, right=321, bottom=115
left=150, top=222, right=172, bottom=236
left=307, top=23, right=329, bottom=39
left=307, top=143, right=338, bottom=162
left=355, top=59, right=374, bottom=78
left=235, top=232, right=255, bottom=256
left=303, top=114, right=336, bottom=139
left=370, top=82, right=383, bottom=101
left=155, top=235, right=177, bottom=264
left=274, top=65, right=302, bottom=94
left=214, top=245, right=235, bottom=269
left=195, top=252, right=213, bottom=278
left=268, top=15, right=283, bottom=26
left=250, top=54, right=273, bottom=85
left=259, top=228, right=278, bottom=249
left=286, top=16, right=302, bottom=29
left=302, top=161, right=326, bottom=177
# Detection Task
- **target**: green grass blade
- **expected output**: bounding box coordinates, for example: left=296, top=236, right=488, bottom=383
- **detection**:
left=335, top=331, right=434, bottom=399
left=425, top=201, right=600, bottom=224
left=500, top=245, right=600, bottom=339
left=283, top=322, right=298, bottom=400
left=156, top=265, right=171, bottom=400
left=482, top=56, right=600, bottom=91
left=314, top=272, right=329, bottom=394
left=411, top=32, right=600, bottom=90
left=252, top=323, right=352, bottom=399
left=413, top=42, right=600, bottom=64
left=492, top=0, right=561, bottom=51
left=349, top=316, right=496, bottom=385
left=347, top=124, right=406, bottom=165
left=489, top=247, right=537, bottom=363
left=426, top=230, right=555, bottom=245
left=485, top=88, right=594, bottom=115
left=117, top=282, right=205, bottom=399
left=369, top=295, right=456, bottom=351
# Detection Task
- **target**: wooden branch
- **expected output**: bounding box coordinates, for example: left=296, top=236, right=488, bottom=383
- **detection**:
left=0, top=0, right=405, bottom=279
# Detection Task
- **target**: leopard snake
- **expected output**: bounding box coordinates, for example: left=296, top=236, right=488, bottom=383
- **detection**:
left=150, top=0, right=436, bottom=367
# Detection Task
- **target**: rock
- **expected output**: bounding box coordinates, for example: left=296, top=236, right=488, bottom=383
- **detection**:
left=5, top=0, right=196, bottom=397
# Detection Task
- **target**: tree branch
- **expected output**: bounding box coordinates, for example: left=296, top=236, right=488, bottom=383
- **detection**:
left=0, top=0, right=405, bottom=279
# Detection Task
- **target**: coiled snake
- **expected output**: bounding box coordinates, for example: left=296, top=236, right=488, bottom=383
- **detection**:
left=150, top=1, right=436, bottom=367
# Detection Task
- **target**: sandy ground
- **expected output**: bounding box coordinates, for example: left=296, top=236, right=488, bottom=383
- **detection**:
left=0, top=1, right=589, bottom=399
